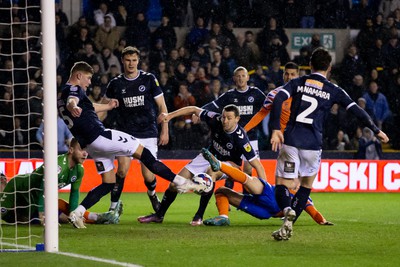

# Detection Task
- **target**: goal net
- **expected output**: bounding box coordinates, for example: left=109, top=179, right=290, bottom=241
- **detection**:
left=0, top=1, right=58, bottom=252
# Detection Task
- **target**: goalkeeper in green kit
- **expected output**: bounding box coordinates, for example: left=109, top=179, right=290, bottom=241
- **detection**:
left=0, top=138, right=120, bottom=226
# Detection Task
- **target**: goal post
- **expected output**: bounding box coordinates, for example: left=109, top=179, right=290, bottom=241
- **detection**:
left=41, top=0, right=59, bottom=252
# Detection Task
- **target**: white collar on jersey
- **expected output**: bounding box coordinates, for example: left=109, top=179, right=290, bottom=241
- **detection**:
left=235, top=86, right=249, bottom=93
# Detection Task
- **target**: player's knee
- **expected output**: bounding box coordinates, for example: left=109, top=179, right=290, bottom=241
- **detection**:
left=215, top=186, right=230, bottom=195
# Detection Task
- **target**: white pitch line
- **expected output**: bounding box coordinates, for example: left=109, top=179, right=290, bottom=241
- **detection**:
left=56, top=251, right=143, bottom=267
left=1, top=242, right=142, bottom=267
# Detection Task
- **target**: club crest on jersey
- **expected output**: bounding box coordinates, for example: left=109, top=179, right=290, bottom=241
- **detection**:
left=284, top=161, right=295, bottom=173
left=139, top=85, right=146, bottom=92
left=1, top=207, right=6, bottom=214
left=248, top=96, right=254, bottom=103
left=243, top=142, right=252, bottom=152
left=226, top=143, right=233, bottom=149
left=71, top=175, right=77, bottom=182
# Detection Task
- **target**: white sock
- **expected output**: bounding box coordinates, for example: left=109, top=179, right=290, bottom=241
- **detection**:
left=74, top=205, right=86, bottom=216
left=88, top=212, right=98, bottom=221
left=172, top=175, right=188, bottom=186
left=109, top=202, right=118, bottom=210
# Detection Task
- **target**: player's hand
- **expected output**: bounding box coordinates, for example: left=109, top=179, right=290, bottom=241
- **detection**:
left=320, top=220, right=334, bottom=226
left=191, top=114, right=200, bottom=124
left=70, top=106, right=82, bottom=117
left=270, top=130, right=284, bottom=152
left=159, top=130, right=169, bottom=146
left=157, top=112, right=169, bottom=124
left=109, top=99, right=119, bottom=109
left=39, top=212, right=45, bottom=226
left=376, top=130, right=389, bottom=143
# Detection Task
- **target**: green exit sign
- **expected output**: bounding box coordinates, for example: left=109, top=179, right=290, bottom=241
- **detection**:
left=291, top=33, right=336, bottom=50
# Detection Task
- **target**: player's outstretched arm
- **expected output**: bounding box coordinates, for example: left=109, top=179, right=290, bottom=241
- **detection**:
left=244, top=107, right=269, bottom=132
left=376, top=130, right=389, bottom=143
left=159, top=106, right=203, bottom=123
left=93, top=99, right=119, bottom=113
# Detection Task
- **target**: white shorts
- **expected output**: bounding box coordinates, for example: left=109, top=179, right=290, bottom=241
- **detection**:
left=275, top=144, right=322, bottom=179
left=136, top=137, right=158, bottom=159
left=185, top=153, right=231, bottom=181
left=241, top=140, right=259, bottom=161
left=86, top=129, right=141, bottom=174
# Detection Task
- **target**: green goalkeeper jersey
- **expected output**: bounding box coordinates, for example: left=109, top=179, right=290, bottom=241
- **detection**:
left=1, top=153, right=84, bottom=214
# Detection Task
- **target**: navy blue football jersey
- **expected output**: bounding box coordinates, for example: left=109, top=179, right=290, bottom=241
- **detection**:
left=58, top=84, right=105, bottom=147
left=202, top=86, right=266, bottom=141
left=200, top=109, right=257, bottom=166
left=105, top=71, right=163, bottom=138
left=272, top=73, right=355, bottom=150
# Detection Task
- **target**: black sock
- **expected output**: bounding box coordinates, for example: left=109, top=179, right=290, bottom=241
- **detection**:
left=145, top=178, right=157, bottom=192
left=194, top=182, right=215, bottom=219
left=81, top=183, right=115, bottom=210
left=275, top=184, right=292, bottom=211
left=224, top=178, right=234, bottom=189
left=140, top=148, right=175, bottom=182
left=111, top=174, right=125, bottom=202
left=156, top=188, right=178, bottom=217
left=291, top=186, right=312, bottom=223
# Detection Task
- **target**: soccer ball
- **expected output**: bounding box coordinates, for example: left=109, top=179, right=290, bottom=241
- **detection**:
left=192, top=173, right=213, bottom=194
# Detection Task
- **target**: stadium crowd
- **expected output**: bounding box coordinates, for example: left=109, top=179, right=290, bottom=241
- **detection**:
left=0, top=0, right=399, bottom=152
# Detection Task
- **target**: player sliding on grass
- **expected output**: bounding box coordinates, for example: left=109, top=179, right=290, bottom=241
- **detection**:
left=201, top=148, right=333, bottom=230
left=0, top=138, right=120, bottom=226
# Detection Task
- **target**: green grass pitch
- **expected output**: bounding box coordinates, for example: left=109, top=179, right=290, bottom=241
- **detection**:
left=1, top=192, right=400, bottom=267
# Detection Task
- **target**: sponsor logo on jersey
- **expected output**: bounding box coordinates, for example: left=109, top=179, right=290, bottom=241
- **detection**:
left=248, top=96, right=254, bottom=103
left=71, top=175, right=77, bottom=182
left=58, top=182, right=67, bottom=188
left=243, top=142, right=252, bottom=152
left=123, top=95, right=145, bottom=107
left=284, top=161, right=295, bottom=173
left=213, top=140, right=231, bottom=156
left=305, top=79, right=323, bottom=89
left=139, top=85, right=146, bottom=92
left=238, top=105, right=254, bottom=115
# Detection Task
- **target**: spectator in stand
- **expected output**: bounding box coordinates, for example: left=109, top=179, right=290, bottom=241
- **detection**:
left=166, top=48, right=180, bottom=76
left=90, top=62, right=102, bottom=87
left=220, top=46, right=237, bottom=84
left=192, top=67, right=212, bottom=107
left=175, top=62, right=188, bottom=83
left=209, top=79, right=222, bottom=100
left=124, top=12, right=151, bottom=51
left=356, top=17, right=378, bottom=66
left=188, top=56, right=200, bottom=75
left=177, top=46, right=190, bottom=67
left=97, top=47, right=121, bottom=74
left=191, top=45, right=211, bottom=69
left=151, top=15, right=177, bottom=54
left=149, top=39, right=168, bottom=71
left=354, top=127, right=383, bottom=159
left=93, top=2, right=116, bottom=27
left=283, top=0, right=300, bottom=28
left=221, top=19, right=237, bottom=48
left=159, top=71, right=175, bottom=112
left=204, top=38, right=222, bottom=64
left=76, top=43, right=98, bottom=66
left=363, top=81, right=392, bottom=129
left=340, top=43, right=366, bottom=88
left=55, top=2, right=68, bottom=26
left=329, top=130, right=351, bottom=151
left=210, top=50, right=223, bottom=70
left=347, top=74, right=367, bottom=102
left=94, top=14, right=120, bottom=52
left=394, top=8, right=400, bottom=28
left=257, top=17, right=289, bottom=61
left=316, top=0, right=350, bottom=28
left=245, top=30, right=261, bottom=65
left=209, top=65, right=224, bottom=85
left=264, top=34, right=290, bottom=66
left=173, top=82, right=196, bottom=129
left=186, top=17, right=209, bottom=53
left=114, top=4, right=131, bottom=26
left=266, top=58, right=284, bottom=87
left=113, top=38, right=127, bottom=59
left=374, top=13, right=389, bottom=41
left=108, top=64, right=120, bottom=80
left=385, top=73, right=400, bottom=112
left=367, top=69, right=385, bottom=88
left=152, top=61, right=167, bottom=80
left=69, top=26, right=96, bottom=57
left=382, top=34, right=400, bottom=71
left=379, top=0, right=400, bottom=19
left=233, top=33, right=255, bottom=70
left=351, top=126, right=363, bottom=150
left=367, top=38, right=386, bottom=71
left=88, top=84, right=107, bottom=122
left=36, top=117, right=73, bottom=154
left=349, top=0, right=375, bottom=29
left=186, top=72, right=197, bottom=93
left=293, top=46, right=311, bottom=67
left=250, top=65, right=270, bottom=93
left=208, top=21, right=229, bottom=48
left=298, top=0, right=317, bottom=28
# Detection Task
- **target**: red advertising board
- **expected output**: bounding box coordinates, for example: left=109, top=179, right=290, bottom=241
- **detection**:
left=0, top=158, right=399, bottom=192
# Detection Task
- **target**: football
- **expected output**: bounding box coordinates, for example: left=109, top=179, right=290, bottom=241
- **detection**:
left=192, top=173, right=213, bottom=194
